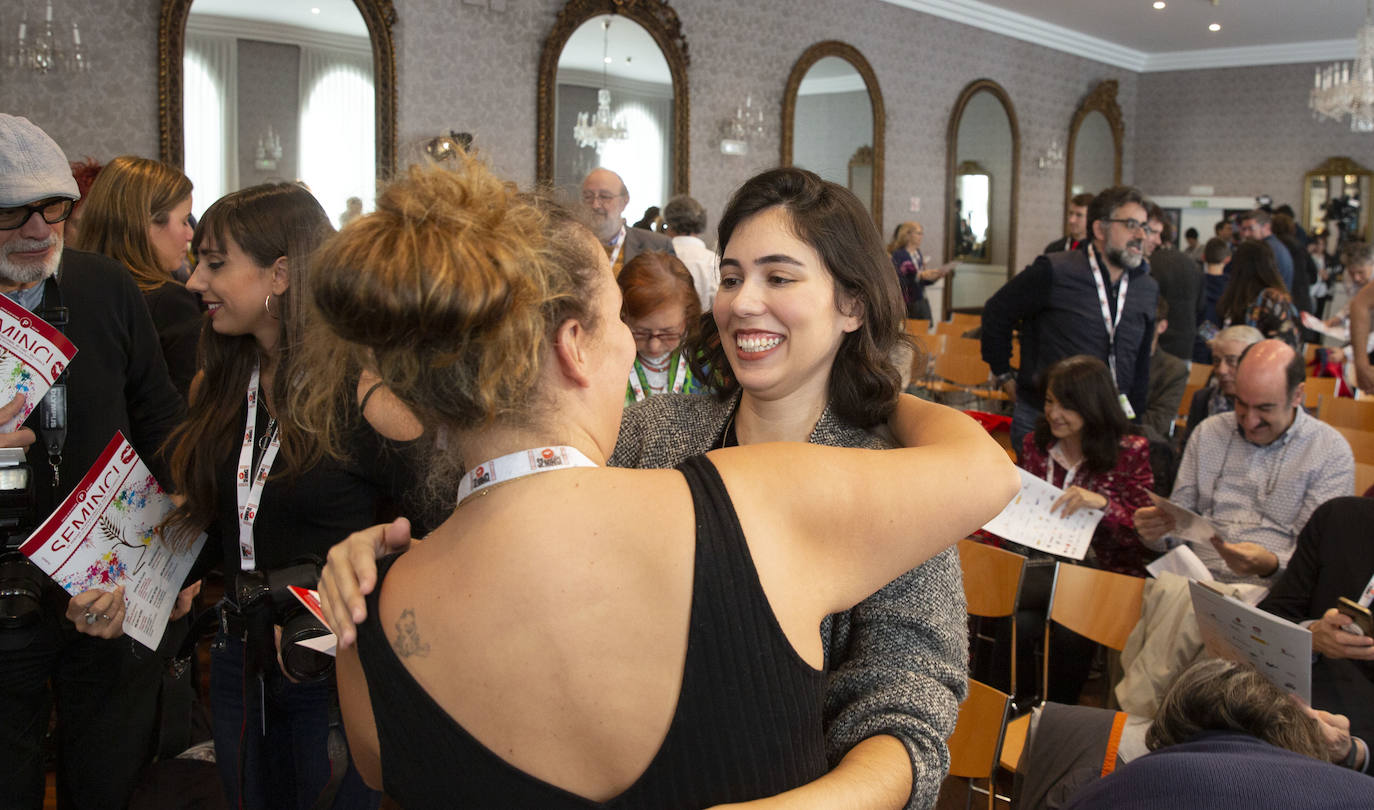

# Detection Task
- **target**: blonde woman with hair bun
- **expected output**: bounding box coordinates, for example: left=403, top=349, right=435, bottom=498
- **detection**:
left=301, top=158, right=1018, bottom=808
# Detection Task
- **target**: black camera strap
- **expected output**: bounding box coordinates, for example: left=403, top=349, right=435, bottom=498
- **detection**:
left=36, top=275, right=68, bottom=490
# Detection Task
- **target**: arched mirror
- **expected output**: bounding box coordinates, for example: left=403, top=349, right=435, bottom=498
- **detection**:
left=944, top=79, right=1019, bottom=314
left=1303, top=156, right=1372, bottom=247
left=1064, top=79, right=1124, bottom=209
left=537, top=0, right=690, bottom=206
left=781, top=41, right=885, bottom=230
left=158, top=0, right=397, bottom=227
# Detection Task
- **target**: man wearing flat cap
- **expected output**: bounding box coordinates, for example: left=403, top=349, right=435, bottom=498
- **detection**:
left=0, top=115, right=183, bottom=809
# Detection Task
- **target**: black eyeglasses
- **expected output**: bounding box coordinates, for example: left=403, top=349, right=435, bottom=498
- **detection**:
left=1101, top=217, right=1148, bottom=234
left=0, top=198, right=74, bottom=231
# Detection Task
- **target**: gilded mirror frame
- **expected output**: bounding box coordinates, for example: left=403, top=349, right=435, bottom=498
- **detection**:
left=536, top=0, right=691, bottom=194
left=943, top=78, right=1020, bottom=314
left=1064, top=79, right=1124, bottom=216
left=780, top=40, right=885, bottom=231
left=157, top=0, right=398, bottom=181
left=1303, top=156, right=1372, bottom=242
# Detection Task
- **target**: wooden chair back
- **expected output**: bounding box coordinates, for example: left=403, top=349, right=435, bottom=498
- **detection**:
left=1304, top=377, right=1337, bottom=411
left=905, top=318, right=932, bottom=336
left=947, top=678, right=1011, bottom=810
left=1319, top=395, right=1374, bottom=431
left=959, top=539, right=1026, bottom=618
left=1047, top=564, right=1144, bottom=651
left=1188, top=363, right=1213, bottom=388
left=933, top=351, right=992, bottom=388
left=1357, top=462, right=1374, bottom=497
left=949, top=311, right=982, bottom=331
left=1178, top=384, right=1202, bottom=418
left=1335, top=426, right=1374, bottom=465
left=936, top=320, right=971, bottom=338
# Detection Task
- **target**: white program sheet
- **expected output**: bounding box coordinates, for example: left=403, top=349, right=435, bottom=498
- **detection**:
left=981, top=467, right=1103, bottom=560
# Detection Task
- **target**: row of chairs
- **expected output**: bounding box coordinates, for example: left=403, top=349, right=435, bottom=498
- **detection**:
left=905, top=317, right=1017, bottom=407
left=947, top=540, right=1145, bottom=809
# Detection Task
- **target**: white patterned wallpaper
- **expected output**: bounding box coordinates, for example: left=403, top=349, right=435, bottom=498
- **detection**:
left=30, top=1, right=1365, bottom=308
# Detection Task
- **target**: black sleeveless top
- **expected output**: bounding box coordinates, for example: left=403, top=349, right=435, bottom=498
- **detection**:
left=353, top=455, right=828, bottom=808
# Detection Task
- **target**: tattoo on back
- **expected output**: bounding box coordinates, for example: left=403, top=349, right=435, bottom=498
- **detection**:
left=392, top=608, right=430, bottom=658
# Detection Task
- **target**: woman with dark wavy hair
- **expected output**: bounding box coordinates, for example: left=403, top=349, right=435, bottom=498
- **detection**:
left=1022, top=354, right=1154, bottom=576
left=1217, top=238, right=1301, bottom=351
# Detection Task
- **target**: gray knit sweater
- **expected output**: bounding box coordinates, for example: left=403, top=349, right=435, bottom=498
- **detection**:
left=608, top=394, right=968, bottom=810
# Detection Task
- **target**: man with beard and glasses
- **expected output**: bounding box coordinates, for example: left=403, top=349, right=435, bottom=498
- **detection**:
left=0, top=115, right=183, bottom=810
left=580, top=168, right=673, bottom=277
left=982, top=186, right=1160, bottom=456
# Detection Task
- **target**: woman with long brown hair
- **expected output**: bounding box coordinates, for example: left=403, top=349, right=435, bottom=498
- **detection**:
left=1216, top=239, right=1302, bottom=351
left=72, top=155, right=202, bottom=398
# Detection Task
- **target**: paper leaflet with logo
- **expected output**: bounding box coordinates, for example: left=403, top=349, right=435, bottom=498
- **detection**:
left=19, top=432, right=206, bottom=650
left=0, top=293, right=77, bottom=432
left=1188, top=579, right=1311, bottom=703
left=980, top=467, right=1102, bottom=560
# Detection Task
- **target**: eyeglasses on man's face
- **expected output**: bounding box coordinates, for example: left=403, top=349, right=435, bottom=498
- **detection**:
left=1102, top=217, right=1148, bottom=235
left=0, top=198, right=74, bottom=231
left=581, top=191, right=624, bottom=204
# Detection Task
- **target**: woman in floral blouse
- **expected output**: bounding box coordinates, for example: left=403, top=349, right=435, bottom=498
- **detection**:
left=1216, top=239, right=1302, bottom=351
left=1020, top=354, right=1155, bottom=576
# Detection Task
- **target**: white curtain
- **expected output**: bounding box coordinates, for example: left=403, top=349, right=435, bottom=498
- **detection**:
left=298, top=45, right=374, bottom=229
left=183, top=31, right=238, bottom=219
left=598, top=95, right=671, bottom=213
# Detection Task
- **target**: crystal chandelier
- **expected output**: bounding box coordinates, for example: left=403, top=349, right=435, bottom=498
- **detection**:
left=1310, top=0, right=1374, bottom=133
left=719, top=94, right=767, bottom=156
left=573, top=19, right=628, bottom=151
left=8, top=1, right=90, bottom=75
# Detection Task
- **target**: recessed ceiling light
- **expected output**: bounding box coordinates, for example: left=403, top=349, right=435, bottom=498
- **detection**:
left=311, top=7, right=321, bottom=13
left=1153, top=1, right=1166, bottom=9
left=603, top=56, right=613, bottom=64
left=1208, top=22, right=1221, bottom=31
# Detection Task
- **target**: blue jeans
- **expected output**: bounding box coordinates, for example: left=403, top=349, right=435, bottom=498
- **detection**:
left=1010, top=399, right=1042, bottom=462
left=211, top=633, right=379, bottom=810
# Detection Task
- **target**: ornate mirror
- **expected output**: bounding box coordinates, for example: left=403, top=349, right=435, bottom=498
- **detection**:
left=537, top=0, right=690, bottom=204
left=1303, top=156, right=1371, bottom=247
left=944, top=79, right=1019, bottom=314
left=1064, top=80, right=1124, bottom=209
left=158, top=0, right=397, bottom=226
left=781, top=42, right=885, bottom=230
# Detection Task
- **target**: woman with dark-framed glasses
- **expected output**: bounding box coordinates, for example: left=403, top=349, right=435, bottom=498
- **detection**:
left=618, top=251, right=708, bottom=403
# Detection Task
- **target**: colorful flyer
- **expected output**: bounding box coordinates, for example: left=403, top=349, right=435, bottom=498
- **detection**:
left=20, top=432, right=205, bottom=650
left=0, top=293, right=78, bottom=432
left=1189, top=579, right=1311, bottom=703
left=980, top=467, right=1103, bottom=560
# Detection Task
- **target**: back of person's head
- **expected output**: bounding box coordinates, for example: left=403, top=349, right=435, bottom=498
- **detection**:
left=1204, top=237, right=1231, bottom=265
left=165, top=183, right=333, bottom=548
left=1243, top=208, right=1272, bottom=228
left=1217, top=239, right=1286, bottom=323
left=1185, top=227, right=1199, bottom=241
left=1340, top=240, right=1373, bottom=270
left=619, top=251, right=701, bottom=336
left=662, top=194, right=706, bottom=236
left=699, top=166, right=910, bottom=428
left=1032, top=354, right=1131, bottom=475
left=1087, top=186, right=1149, bottom=238
left=1271, top=212, right=1297, bottom=239
left=71, top=154, right=191, bottom=291
left=309, top=160, right=603, bottom=438
left=1146, top=659, right=1327, bottom=761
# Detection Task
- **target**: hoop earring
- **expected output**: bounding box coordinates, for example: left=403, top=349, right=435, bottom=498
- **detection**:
left=265, top=295, right=280, bottom=320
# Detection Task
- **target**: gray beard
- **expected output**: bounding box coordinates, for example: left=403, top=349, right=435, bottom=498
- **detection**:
left=0, top=235, right=62, bottom=287
left=1107, top=244, right=1143, bottom=271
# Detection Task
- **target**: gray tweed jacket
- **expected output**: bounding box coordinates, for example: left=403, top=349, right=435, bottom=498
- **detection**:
left=608, top=393, right=968, bottom=810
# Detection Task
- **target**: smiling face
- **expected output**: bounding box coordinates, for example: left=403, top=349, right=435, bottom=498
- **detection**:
left=1233, top=356, right=1301, bottom=446
left=1043, top=388, right=1086, bottom=442
left=186, top=233, right=285, bottom=352
left=148, top=194, right=194, bottom=274
left=1094, top=201, right=1148, bottom=272
left=715, top=206, right=861, bottom=408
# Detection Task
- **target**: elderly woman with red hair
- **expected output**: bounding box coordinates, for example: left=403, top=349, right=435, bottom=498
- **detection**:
left=618, top=251, right=708, bottom=402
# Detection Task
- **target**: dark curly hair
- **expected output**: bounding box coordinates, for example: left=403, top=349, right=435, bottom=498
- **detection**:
left=688, top=167, right=911, bottom=428
left=1032, top=355, right=1133, bottom=476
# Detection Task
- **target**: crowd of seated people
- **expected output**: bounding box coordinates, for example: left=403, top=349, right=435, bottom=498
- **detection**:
left=4, top=103, right=1373, bottom=810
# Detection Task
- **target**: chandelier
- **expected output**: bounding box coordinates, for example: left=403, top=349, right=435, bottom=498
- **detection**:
left=8, top=1, right=90, bottom=75
left=1310, top=0, right=1374, bottom=133
left=573, top=19, right=628, bottom=151
left=719, top=94, right=768, bottom=156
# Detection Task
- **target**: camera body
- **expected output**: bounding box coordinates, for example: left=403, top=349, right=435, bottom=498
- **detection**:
left=232, top=560, right=333, bottom=682
left=0, top=447, right=43, bottom=635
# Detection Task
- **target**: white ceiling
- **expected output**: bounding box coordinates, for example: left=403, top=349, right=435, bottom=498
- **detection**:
left=190, top=0, right=367, bottom=37
left=885, top=0, right=1370, bottom=71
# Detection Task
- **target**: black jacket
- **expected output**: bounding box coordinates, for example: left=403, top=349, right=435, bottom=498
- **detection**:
left=981, top=246, right=1157, bottom=415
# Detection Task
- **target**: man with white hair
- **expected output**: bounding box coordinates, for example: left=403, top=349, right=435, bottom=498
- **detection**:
left=580, top=167, right=672, bottom=276
left=0, top=115, right=183, bottom=809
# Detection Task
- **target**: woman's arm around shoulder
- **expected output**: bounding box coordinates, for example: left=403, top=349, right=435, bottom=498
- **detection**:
left=711, top=394, right=1019, bottom=618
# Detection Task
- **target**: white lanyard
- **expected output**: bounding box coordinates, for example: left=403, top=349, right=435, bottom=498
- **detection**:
left=1086, top=244, right=1129, bottom=382
left=236, top=365, right=280, bottom=571
left=1360, top=571, right=1374, bottom=608
left=1045, top=443, right=1082, bottom=491
left=627, top=351, right=688, bottom=402
left=608, top=225, right=626, bottom=268
left=456, top=446, right=598, bottom=504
